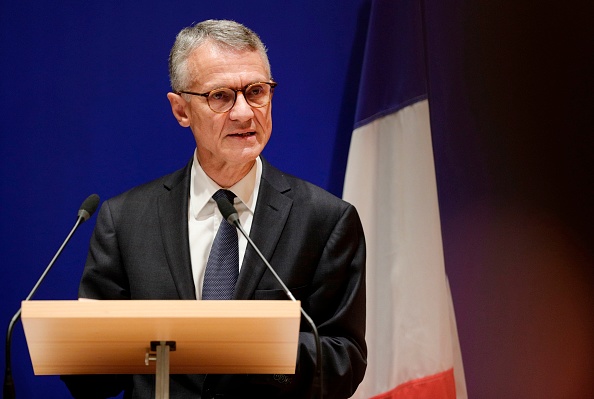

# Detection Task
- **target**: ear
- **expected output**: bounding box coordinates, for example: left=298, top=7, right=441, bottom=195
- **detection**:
left=167, top=92, right=191, bottom=127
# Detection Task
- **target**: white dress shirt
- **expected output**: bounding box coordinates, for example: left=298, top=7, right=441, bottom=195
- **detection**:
left=188, top=153, right=262, bottom=299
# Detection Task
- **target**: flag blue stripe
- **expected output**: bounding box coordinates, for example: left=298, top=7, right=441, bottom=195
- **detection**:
left=354, top=0, right=427, bottom=129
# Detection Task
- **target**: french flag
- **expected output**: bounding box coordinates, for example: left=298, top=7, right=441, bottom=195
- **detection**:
left=343, top=0, right=467, bottom=398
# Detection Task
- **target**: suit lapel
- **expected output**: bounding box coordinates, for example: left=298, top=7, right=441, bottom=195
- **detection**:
left=158, top=159, right=196, bottom=299
left=234, top=160, right=293, bottom=299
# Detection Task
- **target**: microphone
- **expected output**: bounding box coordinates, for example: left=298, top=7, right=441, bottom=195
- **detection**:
left=78, top=194, right=100, bottom=222
left=3, top=194, right=100, bottom=399
left=214, top=195, right=324, bottom=399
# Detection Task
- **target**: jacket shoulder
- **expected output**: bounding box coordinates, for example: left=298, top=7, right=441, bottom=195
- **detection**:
left=102, top=159, right=191, bottom=211
left=262, top=158, right=352, bottom=213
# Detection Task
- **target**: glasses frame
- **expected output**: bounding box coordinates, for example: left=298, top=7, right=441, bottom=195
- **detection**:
left=177, top=81, right=277, bottom=113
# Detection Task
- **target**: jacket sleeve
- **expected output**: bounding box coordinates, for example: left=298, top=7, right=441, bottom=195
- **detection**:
left=299, top=203, right=367, bottom=399
left=78, top=200, right=131, bottom=300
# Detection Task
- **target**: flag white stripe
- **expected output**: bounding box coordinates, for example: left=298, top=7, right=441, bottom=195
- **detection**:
left=345, top=100, right=466, bottom=398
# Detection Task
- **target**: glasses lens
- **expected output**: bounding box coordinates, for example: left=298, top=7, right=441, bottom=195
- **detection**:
left=245, top=83, right=272, bottom=108
left=207, top=88, right=235, bottom=112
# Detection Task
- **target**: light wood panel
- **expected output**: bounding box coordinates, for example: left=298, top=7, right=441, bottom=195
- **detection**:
left=21, top=300, right=300, bottom=375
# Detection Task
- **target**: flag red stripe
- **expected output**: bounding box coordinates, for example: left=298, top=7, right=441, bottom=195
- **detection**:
left=369, top=368, right=456, bottom=399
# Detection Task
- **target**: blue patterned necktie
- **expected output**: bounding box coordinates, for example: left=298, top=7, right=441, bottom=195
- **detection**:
left=202, top=189, right=239, bottom=300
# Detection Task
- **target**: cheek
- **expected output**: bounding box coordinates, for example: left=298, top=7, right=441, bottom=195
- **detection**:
left=257, top=108, right=273, bottom=133
left=191, top=113, right=225, bottom=142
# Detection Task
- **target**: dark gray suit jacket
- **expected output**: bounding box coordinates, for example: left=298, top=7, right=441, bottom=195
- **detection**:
left=62, top=157, right=366, bottom=399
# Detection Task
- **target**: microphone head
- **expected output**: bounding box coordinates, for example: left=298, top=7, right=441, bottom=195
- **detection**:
left=78, top=194, right=100, bottom=222
left=214, top=194, right=240, bottom=225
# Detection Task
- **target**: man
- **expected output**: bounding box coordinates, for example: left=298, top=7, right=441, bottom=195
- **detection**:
left=62, top=19, right=366, bottom=399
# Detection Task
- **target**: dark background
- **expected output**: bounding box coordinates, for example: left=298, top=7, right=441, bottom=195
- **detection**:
left=1, top=1, right=593, bottom=398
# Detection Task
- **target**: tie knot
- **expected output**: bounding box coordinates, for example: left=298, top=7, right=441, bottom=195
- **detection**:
left=213, top=189, right=236, bottom=204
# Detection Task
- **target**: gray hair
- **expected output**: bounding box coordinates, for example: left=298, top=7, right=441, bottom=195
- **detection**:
left=168, top=19, right=271, bottom=92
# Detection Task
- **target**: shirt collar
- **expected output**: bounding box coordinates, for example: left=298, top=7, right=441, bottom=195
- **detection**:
left=189, top=151, right=262, bottom=219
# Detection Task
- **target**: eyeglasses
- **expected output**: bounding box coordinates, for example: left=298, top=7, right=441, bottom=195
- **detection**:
left=177, top=81, right=277, bottom=113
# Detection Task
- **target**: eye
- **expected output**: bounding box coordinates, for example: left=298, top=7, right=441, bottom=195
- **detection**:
left=246, top=84, right=266, bottom=97
left=209, top=89, right=233, bottom=102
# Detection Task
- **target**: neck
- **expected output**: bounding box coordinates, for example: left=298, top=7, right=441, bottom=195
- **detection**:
left=199, top=157, right=256, bottom=188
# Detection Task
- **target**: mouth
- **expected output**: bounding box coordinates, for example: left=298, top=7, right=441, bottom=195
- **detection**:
left=228, top=131, right=256, bottom=138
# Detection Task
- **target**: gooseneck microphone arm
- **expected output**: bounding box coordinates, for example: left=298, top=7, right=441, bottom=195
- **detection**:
left=214, top=196, right=324, bottom=399
left=3, top=194, right=100, bottom=399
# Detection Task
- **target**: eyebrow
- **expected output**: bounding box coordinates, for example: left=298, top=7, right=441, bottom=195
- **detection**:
left=198, top=77, right=270, bottom=92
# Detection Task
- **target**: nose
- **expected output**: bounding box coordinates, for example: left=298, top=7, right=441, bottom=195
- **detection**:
left=229, top=91, right=254, bottom=121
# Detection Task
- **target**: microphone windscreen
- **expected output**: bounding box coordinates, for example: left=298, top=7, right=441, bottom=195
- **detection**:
left=214, top=195, right=239, bottom=223
left=78, top=194, right=100, bottom=221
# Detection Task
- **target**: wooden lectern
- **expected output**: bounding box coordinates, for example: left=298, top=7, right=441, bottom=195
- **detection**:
left=21, top=300, right=300, bottom=399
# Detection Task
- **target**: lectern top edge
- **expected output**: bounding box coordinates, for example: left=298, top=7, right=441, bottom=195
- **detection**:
left=21, top=299, right=301, bottom=319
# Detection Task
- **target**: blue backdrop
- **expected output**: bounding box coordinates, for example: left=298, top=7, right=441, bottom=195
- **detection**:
left=0, top=2, right=369, bottom=398
left=2, top=0, right=593, bottom=398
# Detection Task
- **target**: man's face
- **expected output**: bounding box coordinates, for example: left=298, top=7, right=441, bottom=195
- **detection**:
left=168, top=41, right=272, bottom=178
